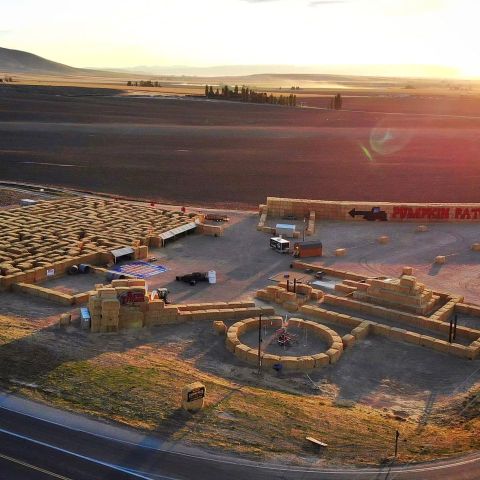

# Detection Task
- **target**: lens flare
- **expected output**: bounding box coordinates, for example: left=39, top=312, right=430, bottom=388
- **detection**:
left=370, top=120, right=413, bottom=155
left=359, top=142, right=374, bottom=162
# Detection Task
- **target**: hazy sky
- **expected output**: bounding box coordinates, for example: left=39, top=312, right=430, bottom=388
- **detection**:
left=0, top=0, right=478, bottom=77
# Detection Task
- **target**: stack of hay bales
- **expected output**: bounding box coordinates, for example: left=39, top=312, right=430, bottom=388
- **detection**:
left=100, top=289, right=121, bottom=333
left=402, top=266, right=413, bottom=276
left=354, top=275, right=438, bottom=315
left=305, top=211, right=316, bottom=236
left=213, top=320, right=227, bottom=335
left=89, top=280, right=149, bottom=333
left=256, top=281, right=323, bottom=311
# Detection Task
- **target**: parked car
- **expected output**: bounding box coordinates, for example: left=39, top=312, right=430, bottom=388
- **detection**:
left=176, top=272, right=209, bottom=286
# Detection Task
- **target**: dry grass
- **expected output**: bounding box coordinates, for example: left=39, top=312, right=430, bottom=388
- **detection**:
left=0, top=314, right=478, bottom=466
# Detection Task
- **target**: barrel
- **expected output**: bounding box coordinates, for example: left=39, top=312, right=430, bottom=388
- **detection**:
left=78, top=264, right=91, bottom=274
left=208, top=270, right=216, bottom=284
left=106, top=272, right=127, bottom=281
left=68, top=265, right=79, bottom=275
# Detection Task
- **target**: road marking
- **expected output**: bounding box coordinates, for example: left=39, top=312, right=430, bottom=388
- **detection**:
left=0, top=401, right=479, bottom=477
left=0, top=452, right=72, bottom=479
left=0, top=427, right=155, bottom=480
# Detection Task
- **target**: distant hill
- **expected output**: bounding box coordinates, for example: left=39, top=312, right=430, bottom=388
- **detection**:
left=113, top=63, right=459, bottom=79
left=0, top=46, right=82, bottom=74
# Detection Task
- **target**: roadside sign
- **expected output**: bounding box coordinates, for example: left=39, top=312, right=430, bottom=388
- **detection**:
left=187, top=386, right=205, bottom=402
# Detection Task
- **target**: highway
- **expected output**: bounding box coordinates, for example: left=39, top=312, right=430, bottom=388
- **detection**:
left=0, top=395, right=479, bottom=480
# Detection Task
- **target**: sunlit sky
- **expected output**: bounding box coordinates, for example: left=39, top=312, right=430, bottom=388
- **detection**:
left=1, top=0, right=479, bottom=77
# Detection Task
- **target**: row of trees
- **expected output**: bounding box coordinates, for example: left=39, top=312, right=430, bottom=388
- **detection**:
left=0, top=76, right=14, bottom=83
left=126, top=80, right=161, bottom=87
left=205, top=84, right=297, bottom=107
left=329, top=93, right=343, bottom=110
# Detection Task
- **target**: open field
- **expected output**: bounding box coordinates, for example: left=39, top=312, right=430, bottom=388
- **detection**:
left=2, top=84, right=480, bottom=208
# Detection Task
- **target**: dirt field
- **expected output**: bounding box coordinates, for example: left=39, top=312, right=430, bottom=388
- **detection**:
left=2, top=85, right=480, bottom=208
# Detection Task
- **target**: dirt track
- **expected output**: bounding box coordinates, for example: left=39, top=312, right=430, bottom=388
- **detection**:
left=1, top=86, right=480, bottom=208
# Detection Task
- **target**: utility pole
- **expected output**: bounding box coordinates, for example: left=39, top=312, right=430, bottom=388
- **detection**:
left=449, top=316, right=454, bottom=343
left=302, top=217, right=306, bottom=242
left=394, top=430, right=400, bottom=457
left=257, top=314, right=263, bottom=374
left=453, top=314, right=458, bottom=341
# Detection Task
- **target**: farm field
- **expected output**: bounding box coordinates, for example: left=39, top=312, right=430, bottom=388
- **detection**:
left=1, top=84, right=480, bottom=208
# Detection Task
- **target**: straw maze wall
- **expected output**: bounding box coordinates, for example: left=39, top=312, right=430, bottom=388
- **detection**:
left=260, top=197, right=480, bottom=223
left=88, top=279, right=275, bottom=333
left=226, top=316, right=344, bottom=372
left=0, top=197, right=196, bottom=291
left=290, top=261, right=480, bottom=360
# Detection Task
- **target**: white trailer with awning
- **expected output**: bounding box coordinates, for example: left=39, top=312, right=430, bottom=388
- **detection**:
left=275, top=223, right=296, bottom=238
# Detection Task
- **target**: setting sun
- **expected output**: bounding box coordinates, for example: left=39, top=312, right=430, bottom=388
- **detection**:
left=0, top=0, right=479, bottom=77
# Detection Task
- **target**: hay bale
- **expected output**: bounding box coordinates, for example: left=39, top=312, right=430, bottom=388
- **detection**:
left=213, top=320, right=227, bottom=335
left=402, top=266, right=413, bottom=276
left=435, top=255, right=446, bottom=265
left=182, top=382, right=205, bottom=412
left=335, top=248, right=346, bottom=257
left=377, top=235, right=389, bottom=245
left=471, top=243, right=480, bottom=252
left=59, top=313, right=71, bottom=326
left=416, top=225, right=429, bottom=232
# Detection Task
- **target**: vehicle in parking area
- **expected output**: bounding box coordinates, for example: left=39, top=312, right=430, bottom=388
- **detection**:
left=176, top=272, right=209, bottom=285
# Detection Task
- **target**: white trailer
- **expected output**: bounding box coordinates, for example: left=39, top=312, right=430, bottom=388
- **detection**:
left=275, top=223, right=296, bottom=238
left=270, top=236, right=290, bottom=253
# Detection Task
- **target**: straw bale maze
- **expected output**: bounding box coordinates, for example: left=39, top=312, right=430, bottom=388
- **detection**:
left=0, top=197, right=197, bottom=292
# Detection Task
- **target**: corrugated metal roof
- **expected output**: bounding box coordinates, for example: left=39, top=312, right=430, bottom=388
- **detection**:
left=159, top=222, right=197, bottom=240
left=111, top=246, right=135, bottom=258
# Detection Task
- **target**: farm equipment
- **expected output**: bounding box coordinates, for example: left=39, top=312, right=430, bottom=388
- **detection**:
left=176, top=272, right=209, bottom=286
left=205, top=213, right=229, bottom=222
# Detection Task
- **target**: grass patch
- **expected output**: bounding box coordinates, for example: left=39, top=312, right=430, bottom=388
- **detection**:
left=0, top=314, right=478, bottom=465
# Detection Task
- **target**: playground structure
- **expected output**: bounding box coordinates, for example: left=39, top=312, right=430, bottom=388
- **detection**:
left=256, top=262, right=480, bottom=362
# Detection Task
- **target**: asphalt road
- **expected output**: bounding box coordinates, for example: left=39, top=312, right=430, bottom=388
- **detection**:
left=0, top=399, right=479, bottom=480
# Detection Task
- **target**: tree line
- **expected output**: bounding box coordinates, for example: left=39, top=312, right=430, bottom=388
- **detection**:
left=126, top=80, right=161, bottom=87
left=205, top=84, right=297, bottom=107
left=0, top=76, right=14, bottom=83
left=329, top=93, right=343, bottom=110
